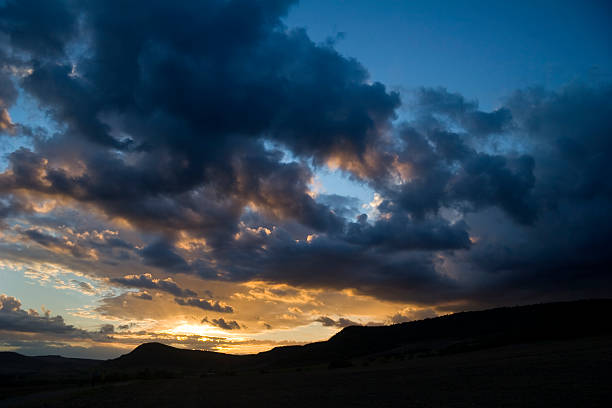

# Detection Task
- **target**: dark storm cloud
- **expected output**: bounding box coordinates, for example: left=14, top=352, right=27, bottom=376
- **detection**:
left=344, top=213, right=470, bottom=251
left=13, top=224, right=135, bottom=261
left=0, top=66, right=17, bottom=133
left=229, top=144, right=346, bottom=233
left=140, top=241, right=191, bottom=272
left=22, top=228, right=64, bottom=247
left=0, top=0, right=610, bottom=308
left=413, top=87, right=512, bottom=136
left=455, top=84, right=612, bottom=301
left=175, top=297, right=233, bottom=313
left=2, top=0, right=374, bottom=237
left=112, top=273, right=196, bottom=297
left=0, top=0, right=390, bottom=242
left=198, top=83, right=612, bottom=304
left=373, top=122, right=537, bottom=224
left=0, top=0, right=77, bottom=57
left=316, top=194, right=361, bottom=218
left=21, top=228, right=93, bottom=258
left=209, top=231, right=458, bottom=304
left=0, top=0, right=400, bottom=264
left=0, top=67, right=17, bottom=106
left=448, top=153, right=536, bottom=225
left=0, top=195, right=26, bottom=222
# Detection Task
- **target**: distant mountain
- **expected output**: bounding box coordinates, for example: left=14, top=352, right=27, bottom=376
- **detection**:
left=0, top=352, right=99, bottom=374
left=0, top=352, right=101, bottom=388
left=4, top=299, right=612, bottom=377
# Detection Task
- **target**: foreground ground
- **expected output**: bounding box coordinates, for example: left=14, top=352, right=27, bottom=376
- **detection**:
left=2, top=335, right=611, bottom=408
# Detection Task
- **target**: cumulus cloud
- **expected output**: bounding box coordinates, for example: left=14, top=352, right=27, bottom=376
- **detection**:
left=202, top=317, right=241, bottom=330
left=0, top=0, right=609, bottom=313
left=315, top=316, right=359, bottom=328
left=175, top=297, right=233, bottom=313
left=112, top=273, right=196, bottom=297
left=21, top=228, right=95, bottom=258
left=0, top=293, right=87, bottom=336
left=412, top=87, right=512, bottom=136
left=0, top=294, right=299, bottom=358
left=454, top=84, right=612, bottom=302
left=0, top=0, right=393, bottom=239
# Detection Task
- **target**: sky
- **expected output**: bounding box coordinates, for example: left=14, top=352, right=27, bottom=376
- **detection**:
left=0, top=0, right=611, bottom=359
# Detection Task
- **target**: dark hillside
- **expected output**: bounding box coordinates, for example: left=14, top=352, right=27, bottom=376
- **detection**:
left=3, top=299, right=612, bottom=379
left=0, top=353, right=100, bottom=375
left=257, top=298, right=612, bottom=367
left=104, top=342, right=252, bottom=372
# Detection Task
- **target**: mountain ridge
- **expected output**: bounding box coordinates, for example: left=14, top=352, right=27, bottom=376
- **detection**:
left=3, top=298, right=612, bottom=373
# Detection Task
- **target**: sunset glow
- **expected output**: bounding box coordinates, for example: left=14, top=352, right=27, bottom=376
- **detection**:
left=1, top=0, right=611, bottom=361
left=165, top=324, right=243, bottom=339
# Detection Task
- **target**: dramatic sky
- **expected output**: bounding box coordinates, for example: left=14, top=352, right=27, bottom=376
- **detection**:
left=1, top=0, right=611, bottom=359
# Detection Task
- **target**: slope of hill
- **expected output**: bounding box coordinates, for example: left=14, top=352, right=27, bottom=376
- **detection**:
left=105, top=341, right=251, bottom=372
left=257, top=298, right=612, bottom=367
left=3, top=298, right=612, bottom=379
left=0, top=352, right=101, bottom=394
left=0, top=353, right=100, bottom=375
left=3, top=297, right=612, bottom=408
left=7, top=335, right=611, bottom=408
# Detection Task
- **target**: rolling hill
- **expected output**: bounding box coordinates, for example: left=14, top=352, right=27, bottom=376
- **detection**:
left=3, top=298, right=612, bottom=377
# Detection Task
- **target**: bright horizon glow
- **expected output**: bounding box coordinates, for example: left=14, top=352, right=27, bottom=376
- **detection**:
left=164, top=323, right=244, bottom=340
left=1, top=0, right=610, bottom=360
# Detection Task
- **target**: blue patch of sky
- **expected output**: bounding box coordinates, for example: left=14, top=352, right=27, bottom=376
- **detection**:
left=313, top=167, right=373, bottom=206
left=0, top=262, right=129, bottom=329
left=1, top=85, right=58, bottom=171
left=263, top=139, right=374, bottom=211
left=285, top=0, right=612, bottom=111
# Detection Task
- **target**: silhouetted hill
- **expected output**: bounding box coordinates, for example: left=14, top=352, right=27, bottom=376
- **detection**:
left=3, top=299, right=612, bottom=378
left=109, top=298, right=612, bottom=370
left=257, top=298, right=612, bottom=367
left=331, top=298, right=612, bottom=348
left=0, top=352, right=101, bottom=391
left=3, top=299, right=612, bottom=406
left=105, top=342, right=251, bottom=372
left=0, top=352, right=99, bottom=375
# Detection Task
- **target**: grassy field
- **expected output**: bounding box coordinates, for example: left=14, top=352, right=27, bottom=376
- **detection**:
left=3, top=335, right=611, bottom=408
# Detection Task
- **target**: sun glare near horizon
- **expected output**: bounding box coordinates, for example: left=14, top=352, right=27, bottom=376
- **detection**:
left=164, top=323, right=244, bottom=340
